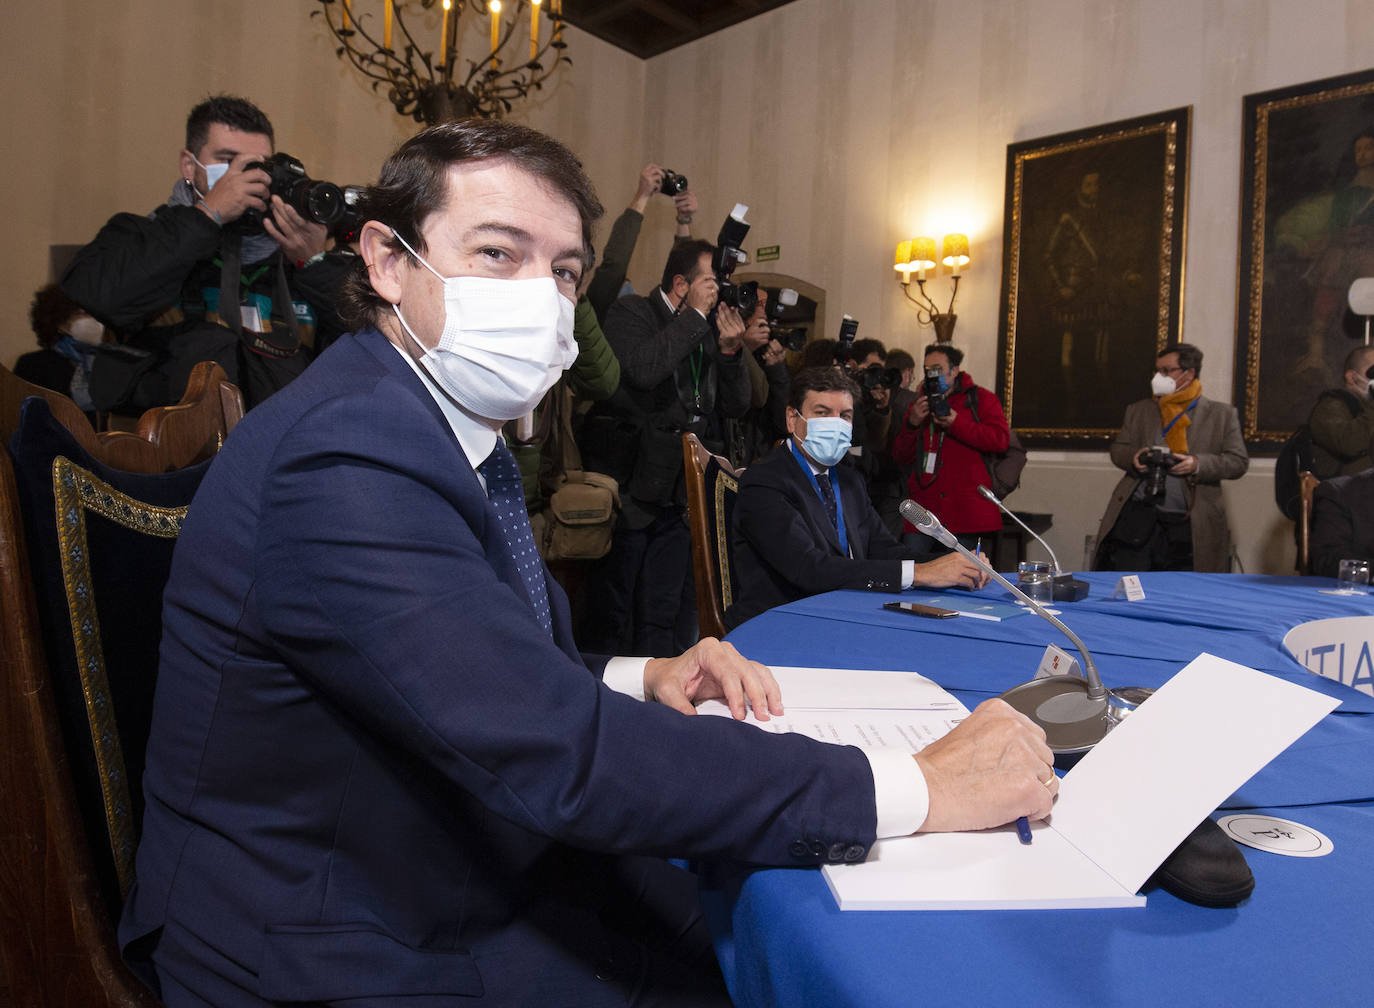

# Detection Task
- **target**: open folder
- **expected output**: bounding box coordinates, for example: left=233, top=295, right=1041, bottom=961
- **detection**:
left=700, top=655, right=1338, bottom=911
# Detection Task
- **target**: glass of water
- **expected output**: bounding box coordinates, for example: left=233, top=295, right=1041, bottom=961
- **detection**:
left=1017, top=560, right=1053, bottom=605
left=1336, top=558, right=1371, bottom=594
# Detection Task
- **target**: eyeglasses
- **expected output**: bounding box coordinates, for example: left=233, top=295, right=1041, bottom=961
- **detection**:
left=1156, top=365, right=1185, bottom=376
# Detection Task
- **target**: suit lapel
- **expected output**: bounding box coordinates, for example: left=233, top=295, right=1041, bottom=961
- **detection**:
left=782, top=447, right=844, bottom=555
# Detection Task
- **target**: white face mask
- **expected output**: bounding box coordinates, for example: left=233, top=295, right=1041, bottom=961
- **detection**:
left=66, top=315, right=104, bottom=345
left=190, top=154, right=229, bottom=198
left=390, top=229, right=577, bottom=421
left=1150, top=371, right=1177, bottom=397
left=798, top=416, right=853, bottom=467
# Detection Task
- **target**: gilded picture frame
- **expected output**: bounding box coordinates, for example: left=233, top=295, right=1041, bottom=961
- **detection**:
left=1234, top=68, right=1374, bottom=449
left=997, top=107, right=1191, bottom=447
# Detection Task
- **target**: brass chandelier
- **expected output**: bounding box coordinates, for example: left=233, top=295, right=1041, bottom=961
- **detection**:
left=313, top=0, right=571, bottom=123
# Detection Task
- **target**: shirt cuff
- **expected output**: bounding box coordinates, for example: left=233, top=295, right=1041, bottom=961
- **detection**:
left=902, top=560, right=915, bottom=587
left=603, top=656, right=649, bottom=700
left=862, top=746, right=930, bottom=837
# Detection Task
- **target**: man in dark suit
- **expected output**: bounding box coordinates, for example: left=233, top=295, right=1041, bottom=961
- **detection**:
left=1310, top=465, right=1374, bottom=579
left=123, top=121, right=1056, bottom=1006
left=726, top=368, right=987, bottom=630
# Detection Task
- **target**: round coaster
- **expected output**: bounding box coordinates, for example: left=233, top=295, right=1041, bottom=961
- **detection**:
left=1216, top=814, right=1333, bottom=858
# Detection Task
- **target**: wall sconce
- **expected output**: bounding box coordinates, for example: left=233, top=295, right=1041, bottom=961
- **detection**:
left=894, top=233, right=969, bottom=343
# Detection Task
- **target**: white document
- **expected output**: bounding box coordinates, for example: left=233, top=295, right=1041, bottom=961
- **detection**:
left=697, top=667, right=967, bottom=751
left=821, top=653, right=1339, bottom=911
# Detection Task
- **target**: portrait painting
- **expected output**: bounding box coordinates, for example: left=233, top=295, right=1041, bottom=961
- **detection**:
left=1235, top=68, right=1374, bottom=447
left=997, top=108, right=1191, bottom=447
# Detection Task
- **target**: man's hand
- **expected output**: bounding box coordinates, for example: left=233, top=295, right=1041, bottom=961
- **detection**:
left=915, top=698, right=1057, bottom=832
left=907, top=396, right=931, bottom=427
left=870, top=385, right=891, bottom=412
left=760, top=338, right=788, bottom=367
left=631, top=162, right=664, bottom=212
left=741, top=309, right=771, bottom=353
left=198, top=152, right=270, bottom=225
left=685, top=270, right=719, bottom=316
left=644, top=637, right=782, bottom=721
left=673, top=189, right=698, bottom=223
left=715, top=303, right=745, bottom=354
left=932, top=406, right=957, bottom=429
left=1168, top=453, right=1197, bottom=476
left=911, top=551, right=989, bottom=590
left=264, top=196, right=330, bottom=265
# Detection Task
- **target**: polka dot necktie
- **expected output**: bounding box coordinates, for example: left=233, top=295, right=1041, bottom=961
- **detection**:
left=816, top=470, right=839, bottom=530
left=478, top=440, right=552, bottom=636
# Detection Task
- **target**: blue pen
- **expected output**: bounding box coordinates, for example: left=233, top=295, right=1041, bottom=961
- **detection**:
left=1016, top=816, right=1032, bottom=844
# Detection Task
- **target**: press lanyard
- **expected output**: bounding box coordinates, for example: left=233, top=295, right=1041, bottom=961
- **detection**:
left=790, top=441, right=848, bottom=556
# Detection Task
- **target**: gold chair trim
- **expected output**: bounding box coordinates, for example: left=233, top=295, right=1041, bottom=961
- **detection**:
left=713, top=468, right=739, bottom=610
left=52, top=456, right=187, bottom=897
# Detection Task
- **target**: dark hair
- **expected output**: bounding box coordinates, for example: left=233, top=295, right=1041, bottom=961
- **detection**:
left=185, top=95, right=274, bottom=154
left=924, top=343, right=964, bottom=368
left=659, top=239, right=715, bottom=293
left=340, top=119, right=605, bottom=331
left=29, top=284, right=86, bottom=348
left=886, top=348, right=915, bottom=373
left=789, top=366, right=861, bottom=411
left=798, top=338, right=838, bottom=370
left=1160, top=342, right=1203, bottom=376
left=850, top=338, right=886, bottom=363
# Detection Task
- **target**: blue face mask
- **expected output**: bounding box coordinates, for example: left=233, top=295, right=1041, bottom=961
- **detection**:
left=799, top=416, right=853, bottom=467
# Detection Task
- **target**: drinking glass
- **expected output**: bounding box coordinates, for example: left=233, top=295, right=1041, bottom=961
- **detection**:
left=1336, top=559, right=1371, bottom=595
left=1017, top=561, right=1053, bottom=605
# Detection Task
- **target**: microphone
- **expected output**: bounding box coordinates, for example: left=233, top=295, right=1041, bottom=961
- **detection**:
left=899, top=499, right=1121, bottom=752
left=976, top=486, right=1089, bottom=602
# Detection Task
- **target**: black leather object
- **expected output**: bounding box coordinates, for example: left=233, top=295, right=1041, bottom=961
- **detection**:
left=1147, top=817, right=1255, bottom=908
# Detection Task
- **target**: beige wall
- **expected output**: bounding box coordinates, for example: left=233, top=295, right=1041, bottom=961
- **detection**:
left=4, top=0, right=1371, bottom=574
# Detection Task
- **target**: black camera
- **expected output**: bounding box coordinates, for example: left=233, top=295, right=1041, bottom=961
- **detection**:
left=1138, top=446, right=1179, bottom=499
left=240, top=152, right=345, bottom=231
left=923, top=367, right=950, bottom=418
left=774, top=327, right=807, bottom=352
left=713, top=209, right=756, bottom=317
left=329, top=185, right=367, bottom=245
left=660, top=169, right=688, bottom=195
left=859, top=365, right=902, bottom=392
left=835, top=316, right=859, bottom=365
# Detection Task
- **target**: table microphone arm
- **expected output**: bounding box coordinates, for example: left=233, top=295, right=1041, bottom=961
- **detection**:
left=899, top=499, right=1107, bottom=702
left=977, top=485, right=1062, bottom=574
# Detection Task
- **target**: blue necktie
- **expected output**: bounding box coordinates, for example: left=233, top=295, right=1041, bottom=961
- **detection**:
left=479, top=440, right=552, bottom=636
left=816, top=470, right=839, bottom=530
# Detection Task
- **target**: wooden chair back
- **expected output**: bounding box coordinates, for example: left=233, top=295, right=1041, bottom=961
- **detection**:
left=1296, top=470, right=1321, bottom=575
left=0, top=361, right=242, bottom=1007
left=682, top=433, right=745, bottom=641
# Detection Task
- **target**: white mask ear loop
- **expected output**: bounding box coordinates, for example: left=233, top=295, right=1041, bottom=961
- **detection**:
left=391, top=228, right=446, bottom=283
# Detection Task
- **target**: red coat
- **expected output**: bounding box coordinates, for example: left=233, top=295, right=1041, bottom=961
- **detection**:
left=892, top=372, right=1009, bottom=534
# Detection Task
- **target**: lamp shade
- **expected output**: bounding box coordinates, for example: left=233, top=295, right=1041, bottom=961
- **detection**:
left=910, top=236, right=938, bottom=270
left=894, top=239, right=913, bottom=270
left=941, top=233, right=970, bottom=270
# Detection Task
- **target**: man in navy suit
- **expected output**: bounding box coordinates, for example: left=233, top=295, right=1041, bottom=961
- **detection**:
left=123, top=120, right=1056, bottom=1006
left=726, top=368, right=987, bottom=630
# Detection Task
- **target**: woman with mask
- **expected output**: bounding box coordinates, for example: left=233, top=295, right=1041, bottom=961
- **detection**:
left=16, top=283, right=107, bottom=417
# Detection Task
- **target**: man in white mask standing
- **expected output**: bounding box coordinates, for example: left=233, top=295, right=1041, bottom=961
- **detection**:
left=1095, top=342, right=1249, bottom=571
left=726, top=367, right=987, bottom=630
left=124, top=120, right=1058, bottom=1007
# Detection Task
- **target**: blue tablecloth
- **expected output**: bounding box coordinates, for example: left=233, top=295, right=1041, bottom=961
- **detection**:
left=709, top=573, right=1374, bottom=1007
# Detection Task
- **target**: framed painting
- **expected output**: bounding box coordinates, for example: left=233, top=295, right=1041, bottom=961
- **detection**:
left=997, top=107, right=1191, bottom=447
left=1235, top=68, right=1374, bottom=449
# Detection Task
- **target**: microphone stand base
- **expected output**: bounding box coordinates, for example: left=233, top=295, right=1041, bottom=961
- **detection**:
left=1052, top=573, right=1090, bottom=602
left=1000, top=676, right=1111, bottom=754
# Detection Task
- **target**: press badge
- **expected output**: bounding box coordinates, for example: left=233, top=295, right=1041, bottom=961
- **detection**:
left=923, top=453, right=937, bottom=475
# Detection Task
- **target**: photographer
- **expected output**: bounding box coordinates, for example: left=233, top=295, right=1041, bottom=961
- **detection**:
left=584, top=162, right=697, bottom=323
left=1095, top=343, right=1248, bottom=572
left=892, top=344, right=1009, bottom=557
left=586, top=239, right=750, bottom=653
left=726, top=289, right=791, bottom=465
left=1309, top=345, right=1374, bottom=476
left=853, top=357, right=909, bottom=536
left=61, top=95, right=350, bottom=410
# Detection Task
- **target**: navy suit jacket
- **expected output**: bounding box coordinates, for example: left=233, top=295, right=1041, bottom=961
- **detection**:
left=122, top=329, right=876, bottom=1005
left=726, top=443, right=914, bottom=630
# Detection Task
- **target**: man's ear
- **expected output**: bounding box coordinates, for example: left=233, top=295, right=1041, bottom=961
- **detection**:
left=177, top=149, right=198, bottom=187
left=360, top=221, right=407, bottom=305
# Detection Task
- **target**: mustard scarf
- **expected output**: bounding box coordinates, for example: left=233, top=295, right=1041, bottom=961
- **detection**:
left=1157, top=379, right=1201, bottom=454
